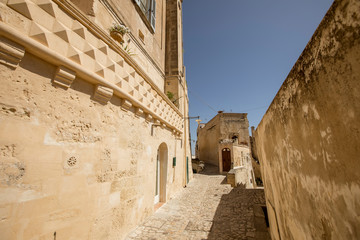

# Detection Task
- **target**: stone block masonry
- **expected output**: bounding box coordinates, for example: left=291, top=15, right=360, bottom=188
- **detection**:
left=126, top=165, right=270, bottom=240
left=254, top=0, right=360, bottom=239
left=0, top=0, right=192, bottom=239
left=0, top=51, right=186, bottom=239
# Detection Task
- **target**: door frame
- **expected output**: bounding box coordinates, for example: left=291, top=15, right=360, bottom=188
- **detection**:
left=222, top=148, right=231, bottom=172
left=154, top=143, right=168, bottom=204
left=154, top=150, right=160, bottom=204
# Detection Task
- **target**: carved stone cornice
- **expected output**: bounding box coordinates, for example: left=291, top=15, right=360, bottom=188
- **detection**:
left=93, top=85, right=113, bottom=104
left=1, top=0, right=183, bottom=133
left=135, top=107, right=144, bottom=117
left=0, top=21, right=182, bottom=133
left=121, top=99, right=132, bottom=111
left=53, top=65, right=76, bottom=88
left=145, top=113, right=153, bottom=122
left=0, top=36, right=25, bottom=68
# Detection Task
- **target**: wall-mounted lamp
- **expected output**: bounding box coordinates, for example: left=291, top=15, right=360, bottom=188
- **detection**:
left=183, top=116, right=200, bottom=120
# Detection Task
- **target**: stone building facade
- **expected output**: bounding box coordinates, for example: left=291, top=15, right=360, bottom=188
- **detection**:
left=254, top=0, right=360, bottom=239
left=196, top=112, right=255, bottom=188
left=0, top=0, right=192, bottom=239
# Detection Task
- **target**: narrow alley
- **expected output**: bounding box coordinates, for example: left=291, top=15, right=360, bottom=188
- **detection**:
left=126, top=165, right=270, bottom=240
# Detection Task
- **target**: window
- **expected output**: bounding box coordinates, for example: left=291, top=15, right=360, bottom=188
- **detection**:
left=134, top=0, right=156, bottom=31
left=231, top=134, right=238, bottom=143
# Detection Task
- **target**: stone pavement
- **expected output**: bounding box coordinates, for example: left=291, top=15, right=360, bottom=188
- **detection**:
left=125, top=164, right=270, bottom=240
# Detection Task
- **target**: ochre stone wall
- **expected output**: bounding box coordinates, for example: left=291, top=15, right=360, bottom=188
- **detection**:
left=232, top=146, right=254, bottom=188
left=0, top=51, right=186, bottom=240
left=164, top=0, right=186, bottom=112
left=0, top=0, right=191, bottom=239
left=196, top=115, right=221, bottom=166
left=219, top=113, right=249, bottom=146
left=254, top=0, right=360, bottom=239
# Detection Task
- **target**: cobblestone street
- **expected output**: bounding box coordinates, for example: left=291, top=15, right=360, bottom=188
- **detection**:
left=126, top=165, right=270, bottom=240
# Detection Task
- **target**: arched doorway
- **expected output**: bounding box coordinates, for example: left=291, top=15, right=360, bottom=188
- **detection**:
left=155, top=143, right=168, bottom=204
left=222, top=148, right=231, bottom=172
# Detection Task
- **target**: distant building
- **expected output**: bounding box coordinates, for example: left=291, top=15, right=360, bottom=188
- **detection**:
left=196, top=112, right=255, bottom=188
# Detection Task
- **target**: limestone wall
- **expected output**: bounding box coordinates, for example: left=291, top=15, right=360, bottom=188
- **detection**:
left=254, top=0, right=360, bottom=239
left=95, top=0, right=168, bottom=90
left=0, top=0, right=191, bottom=239
left=68, top=0, right=167, bottom=91
left=0, top=52, right=187, bottom=239
left=233, top=146, right=254, bottom=188
left=219, top=113, right=249, bottom=145
left=197, top=113, right=251, bottom=168
left=196, top=115, right=220, bottom=166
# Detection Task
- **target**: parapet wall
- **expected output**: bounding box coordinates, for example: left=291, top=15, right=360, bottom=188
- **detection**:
left=254, top=0, right=360, bottom=239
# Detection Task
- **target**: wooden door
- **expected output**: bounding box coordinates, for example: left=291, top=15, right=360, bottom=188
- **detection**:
left=222, top=148, right=231, bottom=172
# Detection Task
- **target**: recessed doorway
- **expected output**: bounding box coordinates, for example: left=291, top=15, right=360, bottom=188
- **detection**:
left=155, top=143, right=168, bottom=204
left=222, top=148, right=231, bottom=172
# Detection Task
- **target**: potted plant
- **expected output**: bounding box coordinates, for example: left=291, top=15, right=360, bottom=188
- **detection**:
left=166, top=91, right=174, bottom=101
left=109, top=23, right=130, bottom=44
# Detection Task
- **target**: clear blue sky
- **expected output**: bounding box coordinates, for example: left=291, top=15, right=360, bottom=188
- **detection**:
left=182, top=0, right=334, bottom=154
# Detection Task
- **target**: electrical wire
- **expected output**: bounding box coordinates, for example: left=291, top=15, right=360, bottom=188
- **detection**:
left=188, top=89, right=268, bottom=118
left=237, top=105, right=268, bottom=112
left=188, top=89, right=218, bottom=113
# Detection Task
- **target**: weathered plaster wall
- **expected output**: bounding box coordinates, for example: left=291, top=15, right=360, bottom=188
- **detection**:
left=0, top=52, right=185, bottom=239
left=220, top=113, right=249, bottom=145
left=233, top=146, right=254, bottom=188
left=196, top=116, right=220, bottom=166
left=255, top=0, right=360, bottom=239
left=250, top=128, right=263, bottom=186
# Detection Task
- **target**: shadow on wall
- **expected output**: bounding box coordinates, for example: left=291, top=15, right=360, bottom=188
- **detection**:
left=206, top=188, right=270, bottom=240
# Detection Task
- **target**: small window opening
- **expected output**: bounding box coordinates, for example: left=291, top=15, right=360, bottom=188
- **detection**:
left=230, top=134, right=239, bottom=143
